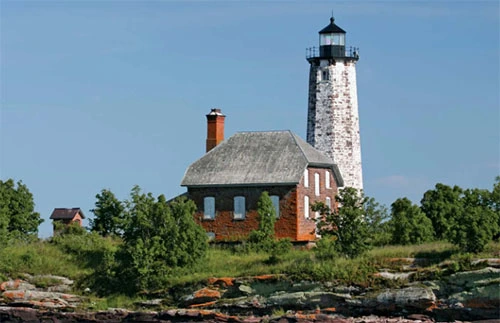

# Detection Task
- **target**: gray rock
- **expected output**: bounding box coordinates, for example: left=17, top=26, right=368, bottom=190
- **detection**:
left=448, top=283, right=500, bottom=308
left=374, top=271, right=414, bottom=280
left=33, top=274, right=74, bottom=286
left=290, top=281, right=321, bottom=292
left=137, top=299, right=164, bottom=307
left=267, top=291, right=306, bottom=306
left=447, top=267, right=500, bottom=289
left=375, top=286, right=436, bottom=310
left=267, top=291, right=349, bottom=308
left=471, top=258, right=500, bottom=268
left=333, top=285, right=360, bottom=294
left=238, top=284, right=254, bottom=295
left=47, top=284, right=72, bottom=293
left=0, top=279, right=36, bottom=291
left=2, top=290, right=82, bottom=304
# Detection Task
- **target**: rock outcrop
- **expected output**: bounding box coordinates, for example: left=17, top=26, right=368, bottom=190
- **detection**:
left=0, top=259, right=499, bottom=322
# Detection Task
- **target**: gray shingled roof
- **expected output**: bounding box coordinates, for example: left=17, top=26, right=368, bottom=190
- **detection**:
left=181, top=130, right=343, bottom=187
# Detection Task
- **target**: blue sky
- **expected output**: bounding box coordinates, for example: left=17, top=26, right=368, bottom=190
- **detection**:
left=1, top=1, right=498, bottom=238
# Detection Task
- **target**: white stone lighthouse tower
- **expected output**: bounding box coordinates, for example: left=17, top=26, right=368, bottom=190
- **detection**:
left=306, top=17, right=363, bottom=190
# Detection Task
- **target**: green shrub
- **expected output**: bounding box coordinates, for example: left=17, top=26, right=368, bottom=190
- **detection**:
left=313, top=236, right=338, bottom=260
left=447, top=189, right=499, bottom=253
left=390, top=198, right=434, bottom=245
left=313, top=187, right=371, bottom=258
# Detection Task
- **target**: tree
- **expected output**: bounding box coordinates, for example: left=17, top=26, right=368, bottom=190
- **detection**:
left=118, top=186, right=208, bottom=292
left=313, top=187, right=371, bottom=258
left=89, top=189, right=125, bottom=237
left=421, top=183, right=463, bottom=240
left=447, top=188, right=499, bottom=253
left=247, top=192, right=291, bottom=259
left=0, top=179, right=43, bottom=243
left=248, top=191, right=277, bottom=251
left=257, top=191, right=276, bottom=238
left=363, top=197, right=391, bottom=246
left=489, top=177, right=500, bottom=232
left=390, top=198, right=434, bottom=245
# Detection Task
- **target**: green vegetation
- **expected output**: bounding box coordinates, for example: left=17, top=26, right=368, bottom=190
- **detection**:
left=89, top=189, right=125, bottom=237
left=247, top=191, right=292, bottom=260
left=86, top=186, right=208, bottom=295
left=313, top=187, right=371, bottom=258
left=390, top=197, right=434, bottom=245
left=0, top=177, right=499, bottom=307
left=0, top=179, right=43, bottom=245
left=420, top=178, right=500, bottom=253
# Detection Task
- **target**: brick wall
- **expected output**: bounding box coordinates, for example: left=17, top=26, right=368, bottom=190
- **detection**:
left=296, top=167, right=339, bottom=241
left=188, top=185, right=298, bottom=241
left=187, top=166, right=338, bottom=242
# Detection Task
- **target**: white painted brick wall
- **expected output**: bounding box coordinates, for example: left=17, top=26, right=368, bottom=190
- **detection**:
left=307, top=58, right=363, bottom=191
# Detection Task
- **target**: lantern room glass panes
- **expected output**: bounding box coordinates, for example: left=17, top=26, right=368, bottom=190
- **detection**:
left=320, top=33, right=345, bottom=46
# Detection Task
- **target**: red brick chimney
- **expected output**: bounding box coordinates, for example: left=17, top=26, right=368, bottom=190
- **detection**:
left=206, top=108, right=225, bottom=152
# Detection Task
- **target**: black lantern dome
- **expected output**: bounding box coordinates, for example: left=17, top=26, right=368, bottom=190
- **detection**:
left=319, top=17, right=346, bottom=58
left=306, top=17, right=358, bottom=61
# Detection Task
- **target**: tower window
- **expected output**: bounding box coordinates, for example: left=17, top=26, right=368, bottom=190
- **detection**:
left=322, top=70, right=329, bottom=81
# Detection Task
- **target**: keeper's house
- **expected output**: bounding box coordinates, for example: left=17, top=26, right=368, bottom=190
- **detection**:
left=181, top=109, right=343, bottom=242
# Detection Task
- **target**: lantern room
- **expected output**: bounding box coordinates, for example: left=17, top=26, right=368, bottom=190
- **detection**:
left=319, top=17, right=347, bottom=58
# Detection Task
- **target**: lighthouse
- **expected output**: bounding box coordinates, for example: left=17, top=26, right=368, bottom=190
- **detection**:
left=306, top=17, right=363, bottom=191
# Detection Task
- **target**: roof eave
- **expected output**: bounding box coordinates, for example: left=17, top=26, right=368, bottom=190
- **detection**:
left=182, top=182, right=299, bottom=188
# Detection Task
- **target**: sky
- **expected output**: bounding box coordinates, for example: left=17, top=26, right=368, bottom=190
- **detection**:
left=1, top=1, right=499, bottom=238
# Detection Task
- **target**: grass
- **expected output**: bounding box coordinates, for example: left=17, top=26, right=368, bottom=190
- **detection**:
left=1, top=238, right=499, bottom=302
left=167, top=247, right=311, bottom=287
left=367, top=241, right=457, bottom=259
left=0, top=240, right=83, bottom=279
left=30, top=275, right=64, bottom=288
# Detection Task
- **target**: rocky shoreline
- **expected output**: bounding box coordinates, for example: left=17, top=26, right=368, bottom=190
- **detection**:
left=1, top=258, right=499, bottom=322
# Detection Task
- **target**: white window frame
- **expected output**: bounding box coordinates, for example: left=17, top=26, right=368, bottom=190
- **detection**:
left=314, top=173, right=320, bottom=196
left=325, top=170, right=331, bottom=189
left=234, top=196, right=245, bottom=220
left=203, top=197, right=215, bottom=219
left=304, top=169, right=309, bottom=187
left=270, top=195, right=280, bottom=218
left=304, top=196, right=310, bottom=219
left=326, top=197, right=331, bottom=210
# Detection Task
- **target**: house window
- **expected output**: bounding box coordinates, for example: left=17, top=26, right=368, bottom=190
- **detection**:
left=270, top=195, right=280, bottom=218
left=203, top=197, right=215, bottom=219
left=304, top=196, right=310, bottom=219
left=326, top=197, right=331, bottom=210
left=325, top=171, right=331, bottom=189
left=304, top=169, right=309, bottom=187
left=314, top=173, right=320, bottom=196
left=234, top=196, right=245, bottom=219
